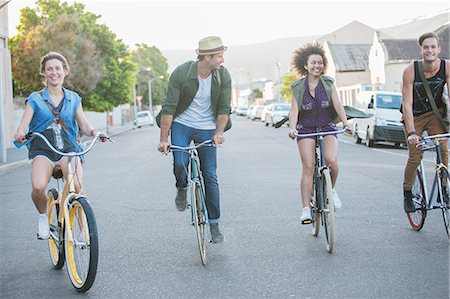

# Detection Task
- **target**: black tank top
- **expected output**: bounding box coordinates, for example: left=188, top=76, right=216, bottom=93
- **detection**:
left=412, top=59, right=446, bottom=116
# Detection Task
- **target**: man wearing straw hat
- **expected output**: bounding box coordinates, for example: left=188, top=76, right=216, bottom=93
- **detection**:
left=157, top=36, right=232, bottom=243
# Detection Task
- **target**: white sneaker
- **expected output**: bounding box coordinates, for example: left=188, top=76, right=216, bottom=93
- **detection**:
left=300, top=207, right=312, bottom=224
left=333, top=189, right=342, bottom=209
left=37, top=214, right=50, bottom=240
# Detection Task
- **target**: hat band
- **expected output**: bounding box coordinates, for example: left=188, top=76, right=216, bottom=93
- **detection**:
left=197, top=46, right=225, bottom=54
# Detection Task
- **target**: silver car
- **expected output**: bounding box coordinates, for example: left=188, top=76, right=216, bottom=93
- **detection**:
left=264, top=103, right=290, bottom=127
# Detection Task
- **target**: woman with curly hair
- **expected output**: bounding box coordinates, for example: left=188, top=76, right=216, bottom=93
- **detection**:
left=287, top=42, right=350, bottom=224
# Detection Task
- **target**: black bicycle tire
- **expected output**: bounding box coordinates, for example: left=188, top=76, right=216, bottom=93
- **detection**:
left=322, top=169, right=334, bottom=253
left=439, top=168, right=450, bottom=239
left=312, top=179, right=320, bottom=236
left=192, top=183, right=207, bottom=265
left=407, top=168, right=427, bottom=231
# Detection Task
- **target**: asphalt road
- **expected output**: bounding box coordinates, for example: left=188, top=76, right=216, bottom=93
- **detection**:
left=1, top=116, right=448, bottom=298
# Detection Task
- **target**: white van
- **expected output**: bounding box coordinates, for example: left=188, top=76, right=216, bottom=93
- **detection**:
left=352, top=91, right=405, bottom=147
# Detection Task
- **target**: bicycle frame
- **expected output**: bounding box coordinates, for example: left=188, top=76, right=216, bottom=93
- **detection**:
left=169, top=140, right=213, bottom=265
left=417, top=136, right=449, bottom=211
left=409, top=133, right=450, bottom=238
left=187, top=148, right=209, bottom=225
left=28, top=131, right=108, bottom=245
left=296, top=128, right=346, bottom=253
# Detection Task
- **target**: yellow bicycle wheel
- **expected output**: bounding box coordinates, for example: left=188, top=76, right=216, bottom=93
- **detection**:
left=47, top=188, right=64, bottom=269
left=64, top=197, right=98, bottom=292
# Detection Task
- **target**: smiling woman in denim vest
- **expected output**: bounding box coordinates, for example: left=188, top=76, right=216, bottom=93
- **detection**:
left=288, top=42, right=350, bottom=224
left=14, top=51, right=107, bottom=240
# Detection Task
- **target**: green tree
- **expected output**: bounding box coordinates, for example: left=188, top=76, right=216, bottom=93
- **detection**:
left=9, top=0, right=135, bottom=112
left=280, top=72, right=299, bottom=102
left=251, top=88, right=263, bottom=99
left=130, top=44, right=169, bottom=107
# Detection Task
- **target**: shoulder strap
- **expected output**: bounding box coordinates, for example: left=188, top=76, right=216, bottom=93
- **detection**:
left=40, top=90, right=68, bottom=130
left=417, top=61, right=446, bottom=127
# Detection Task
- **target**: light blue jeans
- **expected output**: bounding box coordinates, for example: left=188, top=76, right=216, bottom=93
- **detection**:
left=171, top=122, right=220, bottom=224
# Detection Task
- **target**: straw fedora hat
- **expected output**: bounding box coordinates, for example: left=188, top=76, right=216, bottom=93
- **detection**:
left=195, top=36, right=228, bottom=55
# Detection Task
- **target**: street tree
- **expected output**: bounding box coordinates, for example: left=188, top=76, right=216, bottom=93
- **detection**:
left=280, top=72, right=299, bottom=102
left=9, top=0, right=135, bottom=112
left=130, top=44, right=169, bottom=107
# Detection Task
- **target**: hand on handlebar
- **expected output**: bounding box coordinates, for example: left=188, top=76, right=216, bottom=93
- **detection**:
left=408, top=134, right=420, bottom=145
left=97, top=132, right=109, bottom=143
left=288, top=129, right=298, bottom=140
left=157, top=141, right=170, bottom=155
left=344, top=126, right=353, bottom=136
left=14, top=133, right=27, bottom=143
left=212, top=134, right=225, bottom=146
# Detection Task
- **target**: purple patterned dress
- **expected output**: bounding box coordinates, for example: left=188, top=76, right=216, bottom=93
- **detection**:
left=297, top=79, right=336, bottom=140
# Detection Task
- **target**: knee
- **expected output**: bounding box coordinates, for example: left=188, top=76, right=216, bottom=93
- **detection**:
left=327, top=158, right=338, bottom=171
left=32, top=183, right=47, bottom=196
left=302, top=164, right=315, bottom=176
left=203, top=172, right=218, bottom=185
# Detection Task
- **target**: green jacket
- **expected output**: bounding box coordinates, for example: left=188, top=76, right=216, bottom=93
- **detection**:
left=156, top=60, right=232, bottom=131
left=292, top=75, right=339, bottom=123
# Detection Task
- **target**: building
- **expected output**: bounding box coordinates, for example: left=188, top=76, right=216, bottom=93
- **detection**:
left=322, top=19, right=449, bottom=107
left=0, top=0, right=15, bottom=161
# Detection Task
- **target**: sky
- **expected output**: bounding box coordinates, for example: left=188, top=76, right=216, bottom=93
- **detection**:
left=6, top=0, right=450, bottom=50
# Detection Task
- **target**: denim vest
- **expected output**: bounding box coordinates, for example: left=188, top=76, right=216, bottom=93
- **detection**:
left=15, top=87, right=82, bottom=152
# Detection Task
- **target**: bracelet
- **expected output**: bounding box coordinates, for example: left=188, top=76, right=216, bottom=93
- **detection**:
left=407, top=131, right=416, bottom=137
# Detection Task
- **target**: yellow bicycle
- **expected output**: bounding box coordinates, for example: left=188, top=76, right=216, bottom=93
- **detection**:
left=26, top=131, right=112, bottom=292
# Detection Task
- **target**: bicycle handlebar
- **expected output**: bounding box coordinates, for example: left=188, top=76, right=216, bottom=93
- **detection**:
left=416, top=132, right=450, bottom=149
left=169, top=139, right=214, bottom=151
left=26, top=131, right=111, bottom=157
left=295, top=128, right=348, bottom=138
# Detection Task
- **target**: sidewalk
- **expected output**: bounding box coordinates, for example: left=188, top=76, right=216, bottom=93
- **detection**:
left=0, top=123, right=134, bottom=174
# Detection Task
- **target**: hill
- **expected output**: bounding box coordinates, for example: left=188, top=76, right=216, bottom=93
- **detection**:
left=161, top=11, right=449, bottom=84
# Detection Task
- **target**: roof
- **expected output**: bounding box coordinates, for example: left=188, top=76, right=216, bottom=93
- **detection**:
left=327, top=43, right=371, bottom=71
left=382, top=39, right=420, bottom=62
left=318, top=21, right=393, bottom=44
left=436, top=23, right=449, bottom=59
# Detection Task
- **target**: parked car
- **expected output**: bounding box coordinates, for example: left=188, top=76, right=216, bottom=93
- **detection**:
left=352, top=91, right=405, bottom=147
left=136, top=110, right=154, bottom=128
left=261, top=105, right=270, bottom=123
left=246, top=105, right=255, bottom=119
left=249, top=105, right=264, bottom=120
left=235, top=106, right=249, bottom=116
left=264, top=103, right=291, bottom=127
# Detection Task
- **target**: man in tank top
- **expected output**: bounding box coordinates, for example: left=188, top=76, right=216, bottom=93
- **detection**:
left=401, top=32, right=450, bottom=213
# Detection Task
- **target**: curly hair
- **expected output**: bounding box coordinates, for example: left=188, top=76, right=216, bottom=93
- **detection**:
left=292, top=42, right=327, bottom=77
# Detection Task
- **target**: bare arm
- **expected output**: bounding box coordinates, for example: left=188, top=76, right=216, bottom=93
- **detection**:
left=401, top=63, right=419, bottom=144
left=212, top=114, right=229, bottom=145
left=446, top=60, right=450, bottom=98
left=157, top=114, right=173, bottom=154
left=14, top=102, right=34, bottom=142
left=75, top=104, right=96, bottom=137
left=330, top=85, right=349, bottom=127
left=288, top=96, right=299, bottom=139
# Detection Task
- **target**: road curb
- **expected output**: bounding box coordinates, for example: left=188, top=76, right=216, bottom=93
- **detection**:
left=0, top=159, right=30, bottom=175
